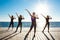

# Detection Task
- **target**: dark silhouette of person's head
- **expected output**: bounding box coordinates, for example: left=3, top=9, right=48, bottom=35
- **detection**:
left=47, top=15, right=49, bottom=18
left=11, top=15, right=13, bottom=18
left=32, top=12, right=35, bottom=15
left=19, top=15, right=22, bottom=18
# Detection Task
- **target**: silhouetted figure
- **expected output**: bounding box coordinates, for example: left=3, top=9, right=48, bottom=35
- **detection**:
left=24, top=9, right=39, bottom=40
left=8, top=14, right=16, bottom=30
left=42, top=14, right=52, bottom=32
left=15, top=13, right=24, bottom=33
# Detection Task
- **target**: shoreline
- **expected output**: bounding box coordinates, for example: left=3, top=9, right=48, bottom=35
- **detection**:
left=0, top=27, right=60, bottom=32
left=0, top=26, right=60, bottom=28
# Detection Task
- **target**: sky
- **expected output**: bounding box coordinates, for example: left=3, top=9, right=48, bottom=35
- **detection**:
left=0, top=0, right=60, bottom=22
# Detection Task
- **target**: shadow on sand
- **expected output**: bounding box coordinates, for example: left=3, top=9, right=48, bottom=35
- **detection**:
left=0, top=30, right=12, bottom=34
left=42, top=32, right=50, bottom=40
left=4, top=32, right=20, bottom=40
left=0, top=31, right=20, bottom=40
left=24, top=34, right=35, bottom=40
left=42, top=32, right=55, bottom=40
left=48, top=32, right=55, bottom=40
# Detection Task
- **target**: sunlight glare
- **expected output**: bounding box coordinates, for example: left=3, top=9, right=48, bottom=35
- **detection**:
left=34, top=3, right=49, bottom=30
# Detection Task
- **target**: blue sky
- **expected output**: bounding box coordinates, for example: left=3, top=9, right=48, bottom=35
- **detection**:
left=0, top=0, right=60, bottom=22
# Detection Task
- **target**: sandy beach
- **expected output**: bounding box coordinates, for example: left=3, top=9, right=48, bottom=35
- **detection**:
left=0, top=27, right=60, bottom=40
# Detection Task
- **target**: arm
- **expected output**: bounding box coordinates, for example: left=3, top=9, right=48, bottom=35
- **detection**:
left=14, top=17, right=16, bottom=19
left=16, top=12, right=19, bottom=17
left=22, top=17, right=24, bottom=19
left=41, top=14, right=46, bottom=18
left=22, top=16, right=24, bottom=19
left=25, top=9, right=31, bottom=16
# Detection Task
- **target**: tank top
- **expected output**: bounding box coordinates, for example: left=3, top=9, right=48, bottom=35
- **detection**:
left=11, top=17, right=14, bottom=22
left=31, top=17, right=36, bottom=23
left=18, top=17, right=22, bottom=23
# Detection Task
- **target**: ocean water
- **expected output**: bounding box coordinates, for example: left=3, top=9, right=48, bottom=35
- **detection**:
left=0, top=22, right=60, bottom=28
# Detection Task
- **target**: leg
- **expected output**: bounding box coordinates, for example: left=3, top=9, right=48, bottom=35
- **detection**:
left=48, top=22, right=50, bottom=32
left=42, top=23, right=47, bottom=32
left=15, top=24, right=19, bottom=32
left=8, top=22, right=11, bottom=30
left=24, top=24, right=33, bottom=39
left=34, top=24, right=36, bottom=37
left=20, top=23, right=22, bottom=33
left=27, top=24, right=33, bottom=35
left=12, top=22, right=14, bottom=30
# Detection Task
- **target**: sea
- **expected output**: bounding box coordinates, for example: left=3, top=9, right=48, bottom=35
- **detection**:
left=0, top=22, right=60, bottom=28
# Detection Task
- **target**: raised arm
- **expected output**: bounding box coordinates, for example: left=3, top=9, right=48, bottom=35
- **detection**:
left=16, top=12, right=19, bottom=17
left=8, top=14, right=11, bottom=18
left=25, top=9, right=31, bottom=16
left=13, top=16, right=16, bottom=19
left=41, top=14, right=46, bottom=18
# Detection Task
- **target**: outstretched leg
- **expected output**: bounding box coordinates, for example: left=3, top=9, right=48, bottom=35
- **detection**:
left=15, top=24, right=19, bottom=32
left=24, top=24, right=33, bottom=40
left=34, top=24, right=36, bottom=37
left=42, top=23, right=47, bottom=32
left=27, top=24, right=33, bottom=36
left=8, top=22, right=11, bottom=30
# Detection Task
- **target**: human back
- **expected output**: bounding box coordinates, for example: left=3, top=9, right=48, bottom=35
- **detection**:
left=18, top=15, right=22, bottom=23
